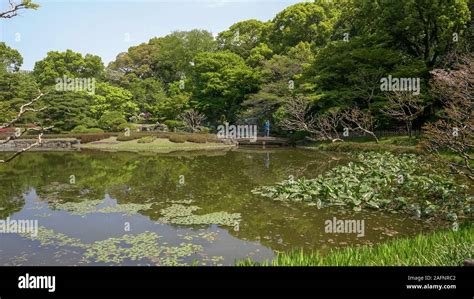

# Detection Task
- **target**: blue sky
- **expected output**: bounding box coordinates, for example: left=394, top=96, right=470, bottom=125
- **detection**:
left=0, top=0, right=302, bottom=70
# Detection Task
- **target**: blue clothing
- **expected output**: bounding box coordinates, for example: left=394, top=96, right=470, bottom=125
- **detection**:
left=263, top=121, right=270, bottom=137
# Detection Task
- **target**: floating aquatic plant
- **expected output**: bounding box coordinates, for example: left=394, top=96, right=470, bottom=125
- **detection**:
left=51, top=200, right=103, bottom=216
left=51, top=200, right=153, bottom=216
left=182, top=231, right=218, bottom=242
left=18, top=226, right=214, bottom=266
left=98, top=202, right=154, bottom=216
left=84, top=232, right=162, bottom=264
left=159, top=204, right=241, bottom=229
left=19, top=226, right=86, bottom=248
left=252, top=152, right=471, bottom=222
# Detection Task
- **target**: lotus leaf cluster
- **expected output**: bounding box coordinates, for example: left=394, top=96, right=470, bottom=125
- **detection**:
left=252, top=152, right=472, bottom=222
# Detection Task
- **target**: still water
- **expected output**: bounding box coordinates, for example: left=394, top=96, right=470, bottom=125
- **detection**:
left=0, top=149, right=435, bottom=266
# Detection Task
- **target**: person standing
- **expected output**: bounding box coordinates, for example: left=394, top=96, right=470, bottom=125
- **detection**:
left=263, top=120, right=270, bottom=137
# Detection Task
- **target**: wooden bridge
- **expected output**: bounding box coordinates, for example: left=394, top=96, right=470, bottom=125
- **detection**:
left=235, top=137, right=290, bottom=146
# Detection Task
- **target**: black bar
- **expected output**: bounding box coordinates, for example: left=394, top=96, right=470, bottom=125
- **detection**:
left=0, top=266, right=472, bottom=298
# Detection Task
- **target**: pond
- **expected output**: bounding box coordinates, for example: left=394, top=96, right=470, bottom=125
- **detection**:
left=0, top=149, right=439, bottom=266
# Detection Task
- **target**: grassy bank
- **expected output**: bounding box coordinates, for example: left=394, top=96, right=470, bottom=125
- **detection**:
left=237, top=225, right=473, bottom=266
left=299, top=136, right=422, bottom=154
left=77, top=137, right=235, bottom=153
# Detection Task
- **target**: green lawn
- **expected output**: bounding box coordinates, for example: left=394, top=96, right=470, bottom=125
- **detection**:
left=299, top=136, right=422, bottom=154
left=237, top=225, right=473, bottom=266
left=77, top=137, right=235, bottom=153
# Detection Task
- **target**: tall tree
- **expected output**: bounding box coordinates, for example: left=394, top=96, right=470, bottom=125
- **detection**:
left=241, top=42, right=314, bottom=121
left=152, top=30, right=216, bottom=84
left=0, top=42, right=23, bottom=71
left=268, top=0, right=338, bottom=53
left=190, top=51, right=259, bottom=122
left=335, top=0, right=471, bottom=67
left=217, top=19, right=270, bottom=59
left=33, top=50, right=104, bottom=87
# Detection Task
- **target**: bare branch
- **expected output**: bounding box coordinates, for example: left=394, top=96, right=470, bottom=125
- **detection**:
left=0, top=89, right=50, bottom=164
left=178, top=109, right=206, bottom=132
left=380, top=91, right=425, bottom=137
left=0, top=0, right=39, bottom=19
left=341, top=108, right=379, bottom=143
left=0, top=91, right=46, bottom=129
left=279, top=95, right=343, bottom=142
left=0, top=129, right=50, bottom=163
left=423, top=55, right=473, bottom=179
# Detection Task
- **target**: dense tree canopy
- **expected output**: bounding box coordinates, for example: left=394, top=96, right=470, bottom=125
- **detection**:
left=33, top=50, right=104, bottom=87
left=0, top=42, right=23, bottom=71
left=190, top=51, right=260, bottom=122
left=217, top=20, right=270, bottom=59
left=1, top=0, right=472, bottom=135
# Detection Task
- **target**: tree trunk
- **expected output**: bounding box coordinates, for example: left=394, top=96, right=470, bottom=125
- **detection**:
left=406, top=121, right=412, bottom=138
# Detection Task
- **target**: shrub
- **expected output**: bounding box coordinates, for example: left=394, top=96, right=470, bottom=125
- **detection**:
left=78, top=134, right=112, bottom=143
left=99, top=111, right=127, bottom=131
left=168, top=135, right=187, bottom=143
left=116, top=133, right=139, bottom=141
left=85, top=128, right=105, bottom=134
left=71, top=126, right=104, bottom=134
left=137, top=136, right=155, bottom=143
left=115, top=131, right=181, bottom=141
left=14, top=133, right=114, bottom=142
left=196, top=126, right=211, bottom=133
left=319, top=142, right=421, bottom=154
left=186, top=134, right=207, bottom=143
left=117, top=123, right=139, bottom=132
left=70, top=125, right=88, bottom=133
left=163, top=120, right=186, bottom=131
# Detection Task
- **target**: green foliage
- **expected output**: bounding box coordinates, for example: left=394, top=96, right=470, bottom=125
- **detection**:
left=137, top=136, right=155, bottom=144
left=108, top=30, right=215, bottom=85
left=0, top=42, right=23, bottom=71
left=370, top=0, right=471, bottom=67
left=154, top=94, right=190, bottom=121
left=217, top=19, right=270, bottom=59
left=186, top=134, right=207, bottom=144
left=0, top=70, right=40, bottom=124
left=40, top=91, right=97, bottom=133
left=242, top=42, right=314, bottom=120
left=238, top=225, right=474, bottom=266
left=123, top=77, right=166, bottom=113
left=33, top=49, right=104, bottom=87
left=246, top=43, right=273, bottom=67
left=168, top=135, right=187, bottom=143
left=314, top=140, right=421, bottom=154
left=191, top=51, right=260, bottom=122
left=269, top=1, right=338, bottom=53
left=151, top=30, right=216, bottom=84
left=91, top=82, right=138, bottom=119
left=253, top=152, right=471, bottom=222
left=19, top=226, right=206, bottom=266
left=70, top=125, right=104, bottom=134
left=305, top=35, right=428, bottom=111
left=52, top=199, right=153, bottom=216
left=98, top=111, right=127, bottom=131
left=163, top=120, right=186, bottom=131
left=159, top=204, right=241, bottom=229
left=116, top=122, right=138, bottom=132
left=9, top=0, right=472, bottom=138
left=116, top=134, right=138, bottom=141
left=77, top=133, right=113, bottom=143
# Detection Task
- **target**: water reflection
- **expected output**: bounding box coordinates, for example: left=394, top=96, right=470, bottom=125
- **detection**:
left=0, top=149, right=436, bottom=265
